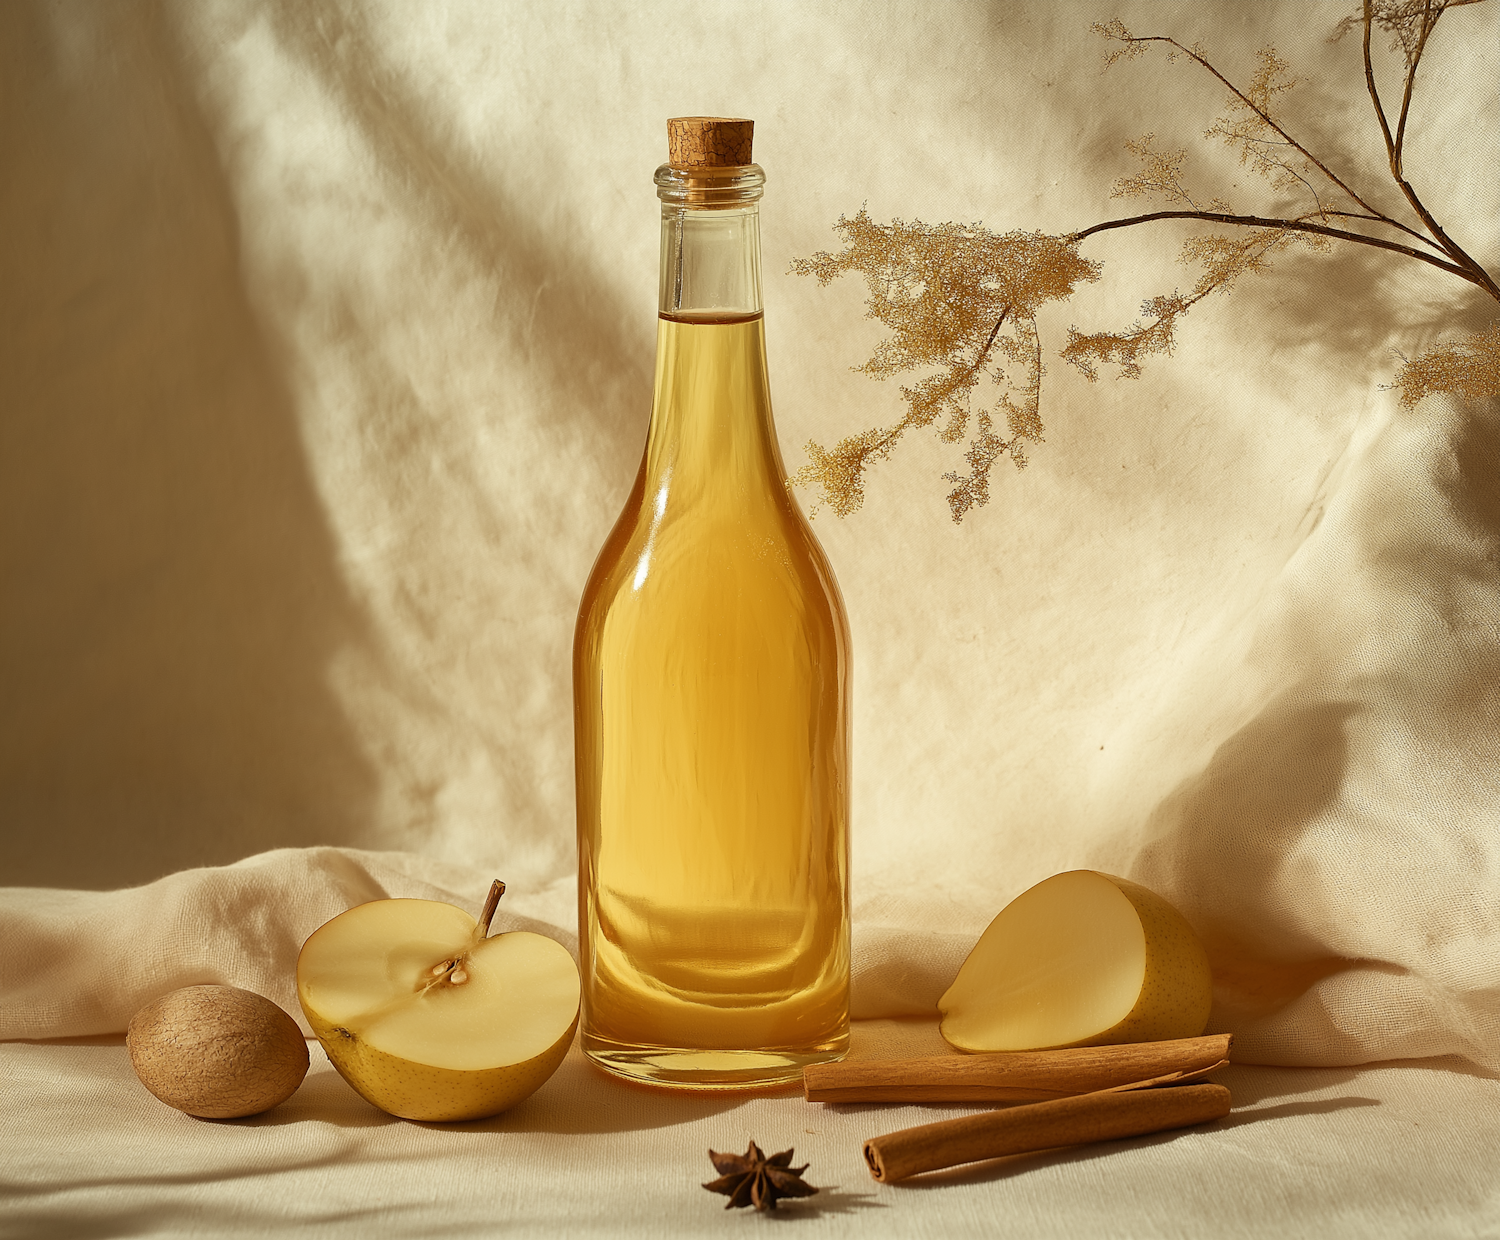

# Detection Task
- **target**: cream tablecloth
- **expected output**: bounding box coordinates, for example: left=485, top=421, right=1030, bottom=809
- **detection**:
left=4, top=0, right=1499, bottom=1233
left=3, top=850, right=1498, bottom=1237
left=6, top=1032, right=1498, bottom=1238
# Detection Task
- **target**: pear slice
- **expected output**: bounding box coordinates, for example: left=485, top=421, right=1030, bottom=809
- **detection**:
left=938, top=870, right=1212, bottom=1053
left=297, top=883, right=580, bottom=1121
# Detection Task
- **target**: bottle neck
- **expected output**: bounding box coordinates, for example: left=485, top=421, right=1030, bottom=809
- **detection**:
left=644, top=163, right=784, bottom=501
left=655, top=163, right=765, bottom=318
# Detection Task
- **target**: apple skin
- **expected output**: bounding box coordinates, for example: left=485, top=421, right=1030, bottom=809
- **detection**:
left=305, top=1005, right=577, bottom=1123
left=1093, top=874, right=1213, bottom=1047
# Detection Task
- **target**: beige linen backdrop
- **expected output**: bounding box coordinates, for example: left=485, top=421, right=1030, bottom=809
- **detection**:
left=3, top=1, right=1498, bottom=1071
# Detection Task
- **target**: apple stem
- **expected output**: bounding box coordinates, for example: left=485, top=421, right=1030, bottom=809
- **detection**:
left=476, top=880, right=506, bottom=941
left=416, top=881, right=507, bottom=994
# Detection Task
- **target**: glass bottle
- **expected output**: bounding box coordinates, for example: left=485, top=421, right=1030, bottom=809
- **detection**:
left=573, top=117, right=851, bottom=1089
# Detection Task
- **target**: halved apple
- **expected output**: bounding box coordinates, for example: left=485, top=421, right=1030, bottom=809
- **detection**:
left=297, top=882, right=579, bottom=1121
left=938, top=870, right=1212, bottom=1053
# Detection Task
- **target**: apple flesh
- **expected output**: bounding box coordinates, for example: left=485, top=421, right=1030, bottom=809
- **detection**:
left=938, top=870, right=1212, bottom=1053
left=297, top=883, right=579, bottom=1121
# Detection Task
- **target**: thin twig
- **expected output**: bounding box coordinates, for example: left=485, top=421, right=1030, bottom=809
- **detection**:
left=979, top=309, right=1010, bottom=361
left=1392, top=0, right=1436, bottom=169
left=1314, top=209, right=1444, bottom=250
left=863, top=309, right=1013, bottom=459
left=1070, top=209, right=1487, bottom=290
left=1362, top=0, right=1399, bottom=164
left=1372, top=2, right=1500, bottom=298
left=1121, top=34, right=1389, bottom=222
left=1123, top=21, right=1492, bottom=290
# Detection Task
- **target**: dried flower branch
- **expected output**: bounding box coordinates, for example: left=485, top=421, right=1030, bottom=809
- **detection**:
left=789, top=216, right=1100, bottom=522
left=795, top=0, right=1497, bottom=521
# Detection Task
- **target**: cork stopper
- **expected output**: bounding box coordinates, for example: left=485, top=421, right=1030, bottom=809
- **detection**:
left=668, top=117, right=754, bottom=169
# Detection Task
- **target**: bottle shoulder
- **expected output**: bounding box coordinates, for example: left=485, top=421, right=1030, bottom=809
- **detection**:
left=576, top=487, right=846, bottom=633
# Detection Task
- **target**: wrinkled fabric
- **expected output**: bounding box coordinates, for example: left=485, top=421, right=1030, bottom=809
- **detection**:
left=0, top=849, right=574, bottom=1040
left=3, top=0, right=1500, bottom=1083
left=6, top=1036, right=1499, bottom=1239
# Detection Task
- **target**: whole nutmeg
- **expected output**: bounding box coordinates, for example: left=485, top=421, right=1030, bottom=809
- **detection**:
left=127, top=985, right=310, bottom=1118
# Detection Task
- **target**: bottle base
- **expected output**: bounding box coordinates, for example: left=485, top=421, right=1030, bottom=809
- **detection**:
left=582, top=1030, right=849, bottom=1091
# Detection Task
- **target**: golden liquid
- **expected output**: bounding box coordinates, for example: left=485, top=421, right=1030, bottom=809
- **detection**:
left=574, top=312, right=850, bottom=1088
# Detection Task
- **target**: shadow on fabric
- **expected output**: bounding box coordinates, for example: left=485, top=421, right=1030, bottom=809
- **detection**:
left=0, top=5, right=375, bottom=887
left=1129, top=693, right=1361, bottom=1031
left=1121, top=394, right=1500, bottom=1066
left=260, top=1, right=651, bottom=491
left=0, top=1, right=656, bottom=888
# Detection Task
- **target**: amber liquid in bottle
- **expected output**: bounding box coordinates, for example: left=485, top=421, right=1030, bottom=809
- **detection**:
left=574, top=140, right=850, bottom=1089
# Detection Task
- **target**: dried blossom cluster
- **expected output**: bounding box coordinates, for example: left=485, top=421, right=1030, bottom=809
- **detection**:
left=789, top=217, right=1099, bottom=521
left=1394, top=324, right=1500, bottom=408
left=795, top=0, right=1497, bottom=521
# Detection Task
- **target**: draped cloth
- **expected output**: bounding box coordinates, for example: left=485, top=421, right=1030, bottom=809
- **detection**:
left=3, top=0, right=1499, bottom=1233
left=4, top=850, right=1499, bottom=1237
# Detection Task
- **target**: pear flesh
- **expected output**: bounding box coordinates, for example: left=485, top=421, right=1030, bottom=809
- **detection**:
left=938, top=870, right=1212, bottom=1053
left=297, top=897, right=580, bottom=1121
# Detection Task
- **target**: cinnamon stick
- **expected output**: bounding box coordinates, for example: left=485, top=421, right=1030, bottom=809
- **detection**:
left=863, top=1082, right=1232, bottom=1182
left=804, top=1034, right=1231, bottom=1104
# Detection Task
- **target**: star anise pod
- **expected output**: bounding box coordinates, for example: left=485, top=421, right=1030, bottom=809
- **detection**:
left=703, top=1141, right=819, bottom=1211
